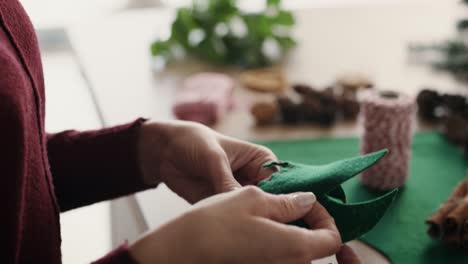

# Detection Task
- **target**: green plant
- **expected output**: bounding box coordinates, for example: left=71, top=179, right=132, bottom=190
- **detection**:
left=415, top=0, right=468, bottom=80
left=150, top=0, right=296, bottom=68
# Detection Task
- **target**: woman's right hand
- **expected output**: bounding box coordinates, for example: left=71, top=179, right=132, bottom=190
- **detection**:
left=129, top=186, right=353, bottom=264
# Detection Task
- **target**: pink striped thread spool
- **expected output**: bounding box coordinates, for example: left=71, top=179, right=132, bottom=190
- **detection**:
left=359, top=90, right=416, bottom=190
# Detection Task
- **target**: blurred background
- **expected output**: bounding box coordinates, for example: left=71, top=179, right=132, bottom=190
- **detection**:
left=19, top=0, right=464, bottom=263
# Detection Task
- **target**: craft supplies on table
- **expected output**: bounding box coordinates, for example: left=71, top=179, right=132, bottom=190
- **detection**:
left=249, top=82, right=362, bottom=126
left=250, top=101, right=279, bottom=125
left=426, top=179, right=468, bottom=247
left=416, top=88, right=468, bottom=155
left=240, top=68, right=287, bottom=93
left=172, top=72, right=234, bottom=125
left=359, top=90, right=416, bottom=190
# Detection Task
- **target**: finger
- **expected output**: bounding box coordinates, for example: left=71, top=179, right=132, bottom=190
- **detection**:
left=304, top=202, right=340, bottom=236
left=209, top=148, right=242, bottom=192
left=257, top=218, right=341, bottom=262
left=238, top=188, right=340, bottom=262
left=301, top=202, right=342, bottom=258
left=216, top=175, right=242, bottom=192
left=255, top=191, right=317, bottom=223
left=254, top=156, right=279, bottom=182
left=221, top=137, right=277, bottom=185
left=336, top=245, right=361, bottom=264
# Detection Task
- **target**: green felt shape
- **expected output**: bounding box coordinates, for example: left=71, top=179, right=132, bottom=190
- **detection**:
left=257, top=150, right=398, bottom=243
left=328, top=186, right=347, bottom=203
left=257, top=133, right=468, bottom=264
left=320, top=189, right=398, bottom=242
left=259, top=149, right=388, bottom=195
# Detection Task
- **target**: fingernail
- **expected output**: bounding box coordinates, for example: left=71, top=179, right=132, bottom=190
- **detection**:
left=293, top=192, right=316, bottom=209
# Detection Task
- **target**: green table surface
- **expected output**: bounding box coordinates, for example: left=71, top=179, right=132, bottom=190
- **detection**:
left=259, top=132, right=468, bottom=264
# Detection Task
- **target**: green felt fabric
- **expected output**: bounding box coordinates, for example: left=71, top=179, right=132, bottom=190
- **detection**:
left=257, top=132, right=468, bottom=264
left=258, top=151, right=399, bottom=242
left=259, top=150, right=388, bottom=195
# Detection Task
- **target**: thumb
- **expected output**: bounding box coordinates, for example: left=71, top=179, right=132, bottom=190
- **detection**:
left=262, top=192, right=317, bottom=223
left=336, top=245, right=361, bottom=264
left=209, top=151, right=241, bottom=193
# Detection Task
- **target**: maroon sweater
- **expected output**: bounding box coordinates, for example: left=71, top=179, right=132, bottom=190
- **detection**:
left=0, top=0, right=155, bottom=263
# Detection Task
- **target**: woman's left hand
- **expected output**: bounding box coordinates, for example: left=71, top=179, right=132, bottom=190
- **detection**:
left=138, top=120, right=277, bottom=203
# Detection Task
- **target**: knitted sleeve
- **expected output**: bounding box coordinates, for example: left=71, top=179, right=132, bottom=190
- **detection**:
left=47, top=118, right=158, bottom=211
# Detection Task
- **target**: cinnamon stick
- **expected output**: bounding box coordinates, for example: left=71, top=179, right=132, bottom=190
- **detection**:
left=427, top=201, right=458, bottom=238
left=462, top=220, right=468, bottom=248
left=426, top=180, right=468, bottom=239
left=443, top=198, right=468, bottom=238
left=451, top=180, right=468, bottom=199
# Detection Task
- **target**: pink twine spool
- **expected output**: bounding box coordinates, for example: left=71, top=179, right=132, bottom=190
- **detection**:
left=173, top=72, right=235, bottom=125
left=359, top=90, right=416, bottom=190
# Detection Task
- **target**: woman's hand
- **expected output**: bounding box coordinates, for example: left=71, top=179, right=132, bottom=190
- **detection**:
left=138, top=121, right=276, bottom=203
left=336, top=245, right=361, bottom=264
left=129, top=187, right=348, bottom=264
